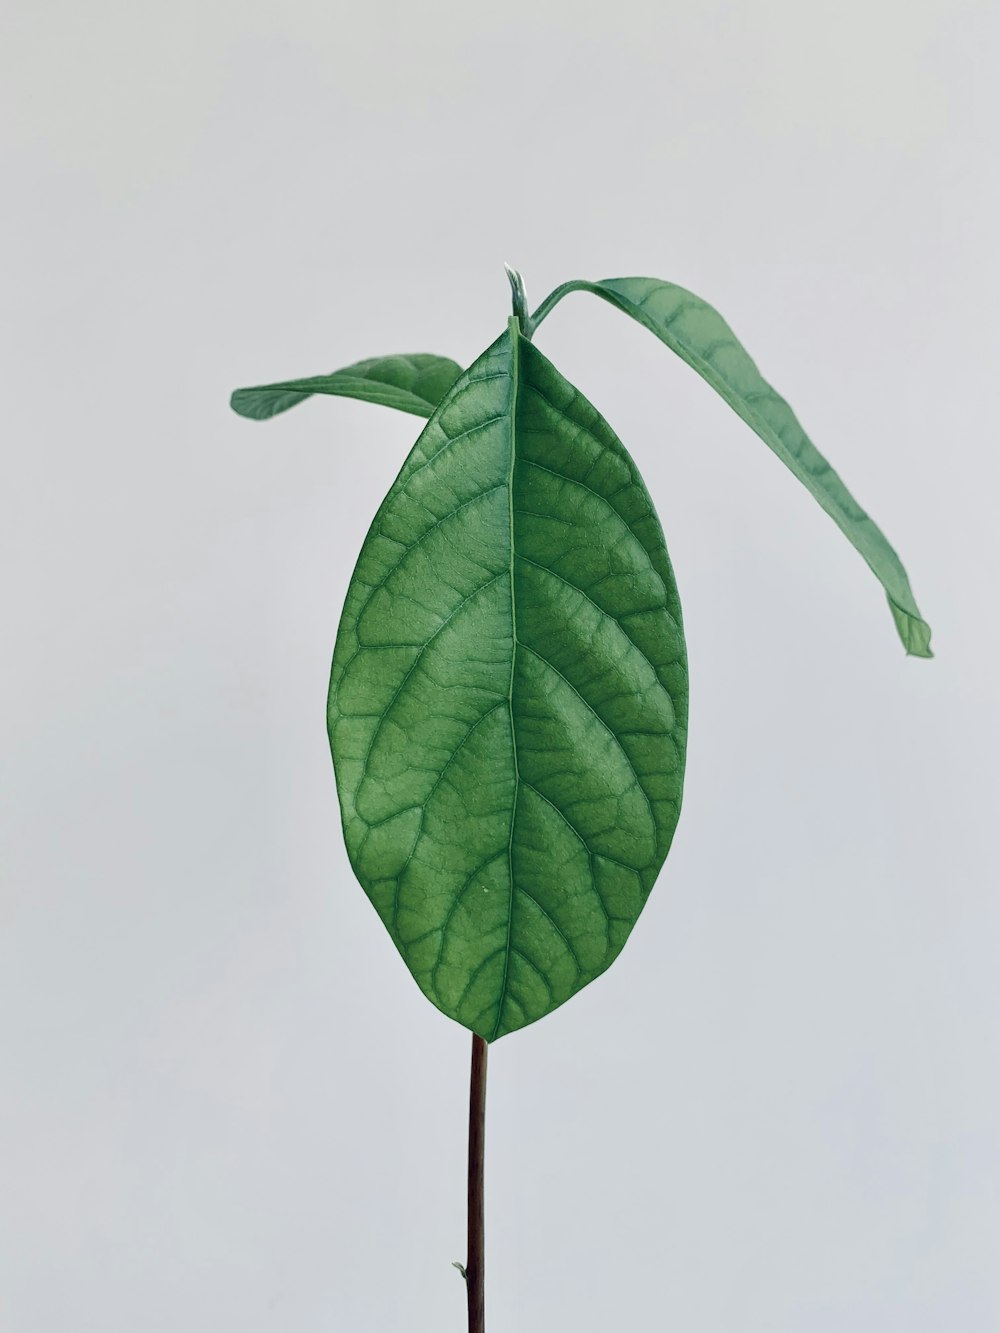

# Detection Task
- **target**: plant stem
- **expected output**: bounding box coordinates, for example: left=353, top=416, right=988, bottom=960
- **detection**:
left=527, top=278, right=595, bottom=334
left=466, top=1033, right=488, bottom=1333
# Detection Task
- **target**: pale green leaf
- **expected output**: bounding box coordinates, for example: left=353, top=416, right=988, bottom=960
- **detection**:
left=328, top=320, right=688, bottom=1040
left=230, top=352, right=463, bottom=421
left=530, top=278, right=932, bottom=657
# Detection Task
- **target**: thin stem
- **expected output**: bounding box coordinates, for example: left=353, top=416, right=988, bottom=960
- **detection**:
left=466, top=1033, right=488, bottom=1333
left=527, top=278, right=597, bottom=335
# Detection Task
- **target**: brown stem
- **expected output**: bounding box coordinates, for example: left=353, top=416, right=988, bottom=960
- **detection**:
left=466, top=1033, right=488, bottom=1333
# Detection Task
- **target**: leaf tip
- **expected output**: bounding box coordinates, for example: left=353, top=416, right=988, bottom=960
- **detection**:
left=229, top=388, right=254, bottom=419
left=889, top=598, right=933, bottom=659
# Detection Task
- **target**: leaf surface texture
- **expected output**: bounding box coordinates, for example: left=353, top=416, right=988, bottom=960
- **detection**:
left=328, top=322, right=688, bottom=1039
left=230, top=353, right=463, bottom=421
left=532, top=277, right=931, bottom=656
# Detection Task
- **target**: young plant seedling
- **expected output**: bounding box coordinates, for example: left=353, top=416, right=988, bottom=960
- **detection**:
left=230, top=266, right=931, bottom=1331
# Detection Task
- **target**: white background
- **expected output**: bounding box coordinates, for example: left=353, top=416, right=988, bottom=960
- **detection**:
left=3, top=1, right=998, bottom=1329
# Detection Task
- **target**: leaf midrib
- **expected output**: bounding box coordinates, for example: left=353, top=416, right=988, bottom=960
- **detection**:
left=493, top=321, right=523, bottom=1041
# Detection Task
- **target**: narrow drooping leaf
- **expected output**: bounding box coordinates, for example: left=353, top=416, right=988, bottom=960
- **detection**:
left=530, top=278, right=932, bottom=657
left=328, top=319, right=688, bottom=1040
left=230, top=352, right=463, bottom=421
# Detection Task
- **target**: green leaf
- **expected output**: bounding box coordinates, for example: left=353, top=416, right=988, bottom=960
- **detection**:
left=328, top=319, right=688, bottom=1041
left=530, top=278, right=932, bottom=657
left=230, top=352, right=463, bottom=421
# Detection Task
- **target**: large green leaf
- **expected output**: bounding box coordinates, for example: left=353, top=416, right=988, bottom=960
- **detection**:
left=328, top=319, right=688, bottom=1040
left=530, top=277, right=932, bottom=657
left=230, top=352, right=462, bottom=421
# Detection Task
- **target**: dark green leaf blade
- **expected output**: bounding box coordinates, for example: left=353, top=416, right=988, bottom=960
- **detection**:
left=328, top=321, right=688, bottom=1041
left=531, top=277, right=932, bottom=657
left=230, top=352, right=463, bottom=421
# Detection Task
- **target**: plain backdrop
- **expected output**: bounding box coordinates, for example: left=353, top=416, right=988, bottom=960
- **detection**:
left=2, top=1, right=998, bottom=1330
